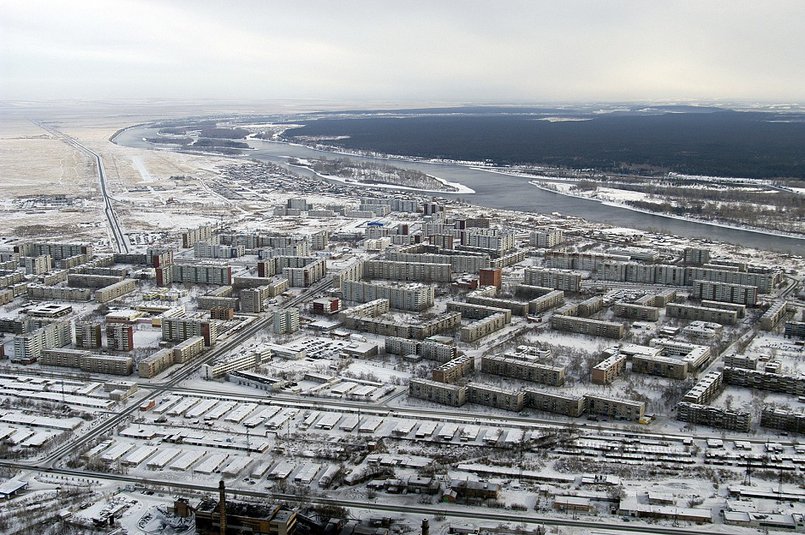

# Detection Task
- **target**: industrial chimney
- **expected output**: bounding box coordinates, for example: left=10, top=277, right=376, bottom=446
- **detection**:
left=219, top=480, right=227, bottom=535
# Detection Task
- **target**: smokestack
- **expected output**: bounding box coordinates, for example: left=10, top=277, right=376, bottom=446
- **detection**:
left=421, top=518, right=429, bottom=535
left=219, top=480, right=227, bottom=535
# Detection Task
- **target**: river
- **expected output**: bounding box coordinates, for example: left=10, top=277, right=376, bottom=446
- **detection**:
left=113, top=126, right=804, bottom=254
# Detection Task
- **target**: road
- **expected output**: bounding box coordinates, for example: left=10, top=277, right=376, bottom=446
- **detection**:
left=0, top=461, right=724, bottom=535
left=36, top=275, right=333, bottom=467
left=36, top=123, right=129, bottom=254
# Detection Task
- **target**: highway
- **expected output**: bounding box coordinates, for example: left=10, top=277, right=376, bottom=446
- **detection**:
left=0, top=461, right=724, bottom=535
left=36, top=123, right=129, bottom=254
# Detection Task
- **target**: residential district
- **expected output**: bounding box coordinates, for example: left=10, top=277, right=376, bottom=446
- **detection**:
left=1, top=170, right=804, bottom=534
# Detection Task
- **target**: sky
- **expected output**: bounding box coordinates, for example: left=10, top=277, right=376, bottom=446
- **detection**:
left=2, top=0, right=804, bottom=105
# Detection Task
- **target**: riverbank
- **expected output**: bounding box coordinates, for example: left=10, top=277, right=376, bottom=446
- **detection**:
left=528, top=181, right=805, bottom=242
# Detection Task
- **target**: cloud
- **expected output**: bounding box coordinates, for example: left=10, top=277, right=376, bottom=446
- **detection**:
left=1, top=0, right=804, bottom=103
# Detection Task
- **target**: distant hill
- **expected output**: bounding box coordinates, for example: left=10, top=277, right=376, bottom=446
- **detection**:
left=281, top=107, right=805, bottom=179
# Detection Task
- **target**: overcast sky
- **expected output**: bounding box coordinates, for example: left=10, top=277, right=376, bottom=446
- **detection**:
left=2, top=0, right=804, bottom=104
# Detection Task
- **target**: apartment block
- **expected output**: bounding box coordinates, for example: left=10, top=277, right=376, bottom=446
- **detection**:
left=682, top=371, right=724, bottom=404
left=700, top=300, right=747, bottom=319
left=409, top=378, right=467, bottom=406
left=687, top=267, right=776, bottom=293
left=460, top=313, right=508, bottom=343
left=723, top=353, right=757, bottom=370
left=759, top=301, right=789, bottom=330
left=240, top=286, right=272, bottom=313
left=591, top=351, right=627, bottom=384
left=23, top=255, right=51, bottom=275
left=723, top=367, right=805, bottom=396
left=447, top=301, right=512, bottom=323
left=106, top=323, right=135, bottom=351
left=363, top=260, right=451, bottom=283
left=462, top=228, right=516, bottom=255
left=15, top=242, right=92, bottom=261
left=164, top=263, right=233, bottom=286
left=95, top=279, right=137, bottom=303
left=692, top=280, right=758, bottom=306
left=479, top=267, right=502, bottom=289
left=784, top=321, right=805, bottom=338
left=12, top=321, right=72, bottom=363
left=75, top=321, right=102, bottom=349
left=676, top=402, right=750, bottom=432
left=68, top=273, right=124, bottom=288
left=585, top=394, right=645, bottom=421
left=529, top=228, right=564, bottom=248
left=482, top=355, right=566, bottom=386
left=342, top=280, right=434, bottom=312
left=666, top=303, right=737, bottom=325
left=550, top=315, right=625, bottom=339
left=760, top=407, right=805, bottom=434
left=386, top=251, right=489, bottom=274
left=273, top=308, right=300, bottom=335
left=683, top=247, right=710, bottom=266
left=613, top=302, right=660, bottom=321
left=384, top=336, right=456, bottom=363
left=181, top=225, right=213, bottom=248
left=162, top=317, right=218, bottom=346
left=194, top=241, right=245, bottom=259
left=466, top=292, right=529, bottom=316
left=466, top=382, right=524, bottom=411
left=523, top=268, right=582, bottom=293
left=528, top=290, right=565, bottom=314
left=173, top=335, right=205, bottom=363
left=40, top=348, right=133, bottom=376
left=138, top=348, right=176, bottom=378
left=524, top=389, right=585, bottom=417
left=631, top=354, right=688, bottom=380
left=432, top=355, right=475, bottom=383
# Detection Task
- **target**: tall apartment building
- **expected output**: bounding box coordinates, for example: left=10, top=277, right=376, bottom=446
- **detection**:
left=342, top=280, right=434, bottom=312
left=479, top=267, right=502, bottom=289
left=162, top=317, right=218, bottom=346
left=683, top=247, right=710, bottom=266
left=160, top=263, right=233, bottom=286
left=194, top=242, right=245, bottom=259
left=181, top=225, right=213, bottom=248
left=273, top=308, right=300, bottom=335
left=12, top=321, right=72, bottom=364
left=106, top=323, right=135, bottom=351
left=15, top=242, right=92, bottom=261
left=363, top=260, right=451, bottom=283
left=462, top=228, right=516, bottom=255
left=692, top=280, right=758, bottom=306
left=75, top=321, right=102, bottom=348
left=687, top=267, right=776, bottom=293
left=682, top=371, right=724, bottom=404
left=23, top=255, right=51, bottom=275
left=138, top=348, right=176, bottom=378
left=529, top=228, right=564, bottom=248
left=523, top=268, right=582, bottom=293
